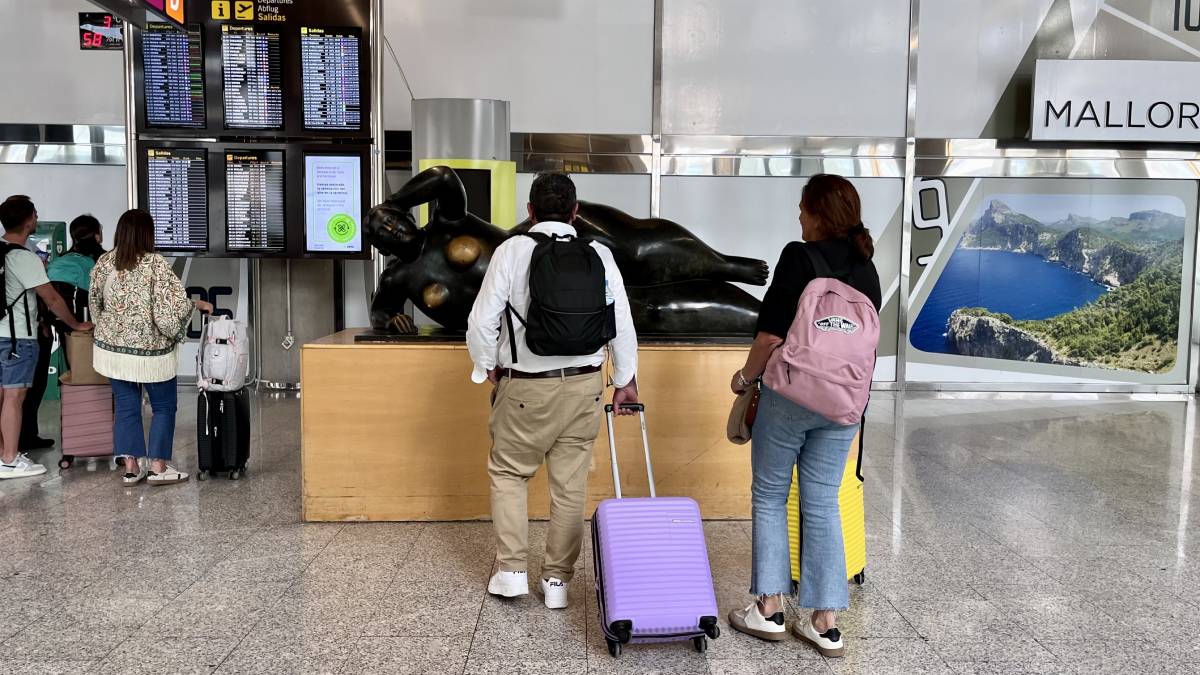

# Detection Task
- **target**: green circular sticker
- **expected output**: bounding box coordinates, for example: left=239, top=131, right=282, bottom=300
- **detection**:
left=327, top=214, right=357, bottom=244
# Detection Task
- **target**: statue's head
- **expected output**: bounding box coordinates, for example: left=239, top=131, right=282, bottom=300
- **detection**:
left=365, top=204, right=424, bottom=262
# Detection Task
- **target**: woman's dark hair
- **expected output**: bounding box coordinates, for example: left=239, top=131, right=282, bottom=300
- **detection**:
left=801, top=174, right=874, bottom=259
left=113, top=209, right=155, bottom=272
left=68, top=214, right=105, bottom=260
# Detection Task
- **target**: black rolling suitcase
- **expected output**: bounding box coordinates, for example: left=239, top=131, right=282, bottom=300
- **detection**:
left=197, top=388, right=250, bottom=480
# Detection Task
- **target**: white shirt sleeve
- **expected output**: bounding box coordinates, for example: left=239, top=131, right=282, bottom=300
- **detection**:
left=597, top=245, right=638, bottom=388
left=14, top=250, right=49, bottom=289
left=466, top=242, right=514, bottom=384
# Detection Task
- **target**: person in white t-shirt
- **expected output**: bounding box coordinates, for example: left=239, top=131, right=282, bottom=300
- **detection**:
left=0, top=197, right=93, bottom=480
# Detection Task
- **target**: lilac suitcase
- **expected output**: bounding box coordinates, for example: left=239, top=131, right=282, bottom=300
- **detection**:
left=591, top=403, right=720, bottom=658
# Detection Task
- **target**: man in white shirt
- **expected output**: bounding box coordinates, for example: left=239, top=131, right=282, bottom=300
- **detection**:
left=467, top=173, right=639, bottom=610
left=0, top=197, right=93, bottom=480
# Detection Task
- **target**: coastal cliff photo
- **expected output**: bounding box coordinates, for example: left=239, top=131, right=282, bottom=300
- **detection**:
left=911, top=193, right=1186, bottom=374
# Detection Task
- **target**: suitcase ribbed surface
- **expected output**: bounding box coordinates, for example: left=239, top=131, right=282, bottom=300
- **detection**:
left=788, top=430, right=866, bottom=582
left=594, top=497, right=718, bottom=639
left=60, top=383, right=113, bottom=457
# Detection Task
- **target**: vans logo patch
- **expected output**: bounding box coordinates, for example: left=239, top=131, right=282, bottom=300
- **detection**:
left=814, top=316, right=859, bottom=335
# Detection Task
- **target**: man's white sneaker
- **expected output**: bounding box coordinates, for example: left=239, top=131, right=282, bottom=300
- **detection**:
left=487, top=570, right=529, bottom=598
left=0, top=454, right=46, bottom=480
left=794, top=615, right=845, bottom=657
left=728, top=602, right=787, bottom=641
left=541, top=577, right=568, bottom=609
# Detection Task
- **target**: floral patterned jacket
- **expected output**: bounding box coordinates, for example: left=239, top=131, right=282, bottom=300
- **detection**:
left=90, top=252, right=193, bottom=358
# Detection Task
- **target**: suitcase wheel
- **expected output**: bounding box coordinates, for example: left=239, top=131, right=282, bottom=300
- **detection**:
left=229, top=468, right=243, bottom=480
left=606, top=639, right=620, bottom=658
left=700, top=615, right=720, bottom=640
left=610, top=620, right=632, bottom=644
left=853, top=571, right=865, bottom=585
left=58, top=456, right=73, bottom=470
left=693, top=636, right=707, bottom=653
left=197, top=470, right=209, bottom=482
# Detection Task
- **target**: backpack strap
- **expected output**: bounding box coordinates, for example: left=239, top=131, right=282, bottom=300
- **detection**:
left=0, top=243, right=30, bottom=357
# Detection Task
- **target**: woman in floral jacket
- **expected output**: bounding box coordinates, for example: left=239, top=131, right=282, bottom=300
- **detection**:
left=90, top=209, right=212, bottom=486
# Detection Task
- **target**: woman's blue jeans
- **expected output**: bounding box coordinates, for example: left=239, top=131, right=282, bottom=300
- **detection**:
left=750, top=385, right=859, bottom=610
left=111, top=378, right=178, bottom=461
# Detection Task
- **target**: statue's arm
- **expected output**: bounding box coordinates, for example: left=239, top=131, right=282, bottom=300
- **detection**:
left=384, top=165, right=467, bottom=220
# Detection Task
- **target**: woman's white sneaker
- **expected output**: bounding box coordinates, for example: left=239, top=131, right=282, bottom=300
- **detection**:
left=728, top=602, right=787, bottom=641
left=541, top=577, right=568, bottom=609
left=794, top=615, right=845, bottom=657
left=487, top=570, right=529, bottom=598
left=0, top=454, right=46, bottom=480
left=147, top=465, right=188, bottom=486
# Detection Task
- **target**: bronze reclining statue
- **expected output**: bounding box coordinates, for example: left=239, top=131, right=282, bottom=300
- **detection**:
left=365, top=166, right=768, bottom=336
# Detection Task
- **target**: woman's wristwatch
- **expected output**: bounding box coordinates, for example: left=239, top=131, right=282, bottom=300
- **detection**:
left=736, top=370, right=753, bottom=388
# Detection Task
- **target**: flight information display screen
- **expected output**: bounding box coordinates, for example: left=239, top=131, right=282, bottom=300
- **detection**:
left=225, top=150, right=286, bottom=251
left=300, top=26, right=362, bottom=131
left=144, top=147, right=208, bottom=252
left=142, top=23, right=205, bottom=128
left=221, top=25, right=283, bottom=130
left=305, top=154, right=362, bottom=253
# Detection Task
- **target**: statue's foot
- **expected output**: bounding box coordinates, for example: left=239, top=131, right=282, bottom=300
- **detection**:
left=723, top=255, right=771, bottom=286
left=386, top=314, right=418, bottom=334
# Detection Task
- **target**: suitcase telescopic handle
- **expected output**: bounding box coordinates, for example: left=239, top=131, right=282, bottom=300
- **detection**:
left=604, top=403, right=655, bottom=500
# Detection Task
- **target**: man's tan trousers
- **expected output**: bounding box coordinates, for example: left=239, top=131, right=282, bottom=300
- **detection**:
left=488, top=370, right=604, bottom=582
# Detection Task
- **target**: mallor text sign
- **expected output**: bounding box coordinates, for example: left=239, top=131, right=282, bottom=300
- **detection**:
left=1032, top=60, right=1200, bottom=143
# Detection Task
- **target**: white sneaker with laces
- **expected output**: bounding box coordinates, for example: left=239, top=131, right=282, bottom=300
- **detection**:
left=122, top=463, right=148, bottom=486
left=728, top=601, right=787, bottom=641
left=794, top=615, right=845, bottom=657
left=487, top=570, right=529, bottom=598
left=147, top=465, right=189, bottom=486
left=0, top=453, right=46, bottom=480
left=541, top=577, right=568, bottom=609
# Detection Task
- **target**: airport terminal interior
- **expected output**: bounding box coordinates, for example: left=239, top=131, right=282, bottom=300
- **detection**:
left=5, top=0, right=1200, bottom=673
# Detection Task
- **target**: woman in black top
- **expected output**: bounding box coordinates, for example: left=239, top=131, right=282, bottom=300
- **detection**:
left=726, top=175, right=881, bottom=656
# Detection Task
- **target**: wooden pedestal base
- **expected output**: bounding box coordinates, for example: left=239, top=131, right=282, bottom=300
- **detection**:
left=301, top=330, right=752, bottom=521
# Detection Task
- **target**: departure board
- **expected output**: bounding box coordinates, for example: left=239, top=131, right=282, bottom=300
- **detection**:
left=221, top=25, right=283, bottom=130
left=300, top=27, right=362, bottom=131
left=142, top=23, right=205, bottom=128
left=144, top=148, right=208, bottom=252
left=225, top=151, right=286, bottom=251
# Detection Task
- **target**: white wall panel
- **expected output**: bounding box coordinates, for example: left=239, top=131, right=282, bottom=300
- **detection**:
left=0, top=0, right=126, bottom=125
left=382, top=0, right=653, bottom=133
left=659, top=175, right=901, bottom=299
left=0, top=164, right=127, bottom=244
left=514, top=173, right=651, bottom=223
left=660, top=0, right=909, bottom=136
left=915, top=0, right=1055, bottom=137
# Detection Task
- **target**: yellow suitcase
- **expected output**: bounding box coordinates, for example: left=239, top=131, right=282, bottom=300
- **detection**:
left=787, top=427, right=866, bottom=587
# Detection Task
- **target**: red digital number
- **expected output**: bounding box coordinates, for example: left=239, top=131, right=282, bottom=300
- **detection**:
left=83, top=33, right=95, bottom=47
left=103, top=15, right=112, bottom=28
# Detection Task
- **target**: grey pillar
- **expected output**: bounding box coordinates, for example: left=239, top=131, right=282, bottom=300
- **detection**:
left=411, top=98, right=511, bottom=172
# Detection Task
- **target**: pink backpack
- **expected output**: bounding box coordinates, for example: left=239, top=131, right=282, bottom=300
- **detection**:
left=763, top=246, right=878, bottom=425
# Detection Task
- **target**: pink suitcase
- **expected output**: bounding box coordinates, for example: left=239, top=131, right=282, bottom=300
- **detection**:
left=591, top=403, right=720, bottom=658
left=59, top=378, right=114, bottom=469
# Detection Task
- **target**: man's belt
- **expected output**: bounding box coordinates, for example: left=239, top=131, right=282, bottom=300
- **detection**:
left=499, top=365, right=602, bottom=380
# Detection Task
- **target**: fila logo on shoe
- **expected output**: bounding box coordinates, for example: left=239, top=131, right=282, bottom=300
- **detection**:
left=814, top=316, right=859, bottom=335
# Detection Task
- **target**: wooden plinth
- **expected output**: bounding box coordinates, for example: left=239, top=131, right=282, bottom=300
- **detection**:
left=301, top=329, right=751, bottom=521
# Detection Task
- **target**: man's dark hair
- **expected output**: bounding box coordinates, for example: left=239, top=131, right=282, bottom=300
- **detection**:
left=529, top=173, right=577, bottom=223
left=0, top=196, right=35, bottom=233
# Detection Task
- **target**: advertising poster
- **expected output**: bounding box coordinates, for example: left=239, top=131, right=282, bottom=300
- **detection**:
left=908, top=177, right=1196, bottom=384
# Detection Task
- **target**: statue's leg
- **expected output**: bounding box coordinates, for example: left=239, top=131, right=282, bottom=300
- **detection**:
left=719, top=254, right=771, bottom=286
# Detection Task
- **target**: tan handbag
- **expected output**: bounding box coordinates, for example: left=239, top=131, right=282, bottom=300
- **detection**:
left=62, top=330, right=108, bottom=385
left=726, top=383, right=761, bottom=445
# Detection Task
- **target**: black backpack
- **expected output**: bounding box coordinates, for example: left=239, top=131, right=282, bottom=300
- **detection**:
left=504, top=232, right=616, bottom=362
left=0, top=243, right=34, bottom=356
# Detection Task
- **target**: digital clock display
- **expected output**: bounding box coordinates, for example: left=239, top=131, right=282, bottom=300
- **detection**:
left=79, top=13, right=124, bottom=51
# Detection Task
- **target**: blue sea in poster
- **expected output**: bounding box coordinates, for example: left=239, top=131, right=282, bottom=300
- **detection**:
left=910, top=249, right=1109, bottom=355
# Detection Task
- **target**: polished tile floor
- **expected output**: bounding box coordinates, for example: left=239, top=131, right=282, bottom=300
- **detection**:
left=1, top=392, right=1198, bottom=674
